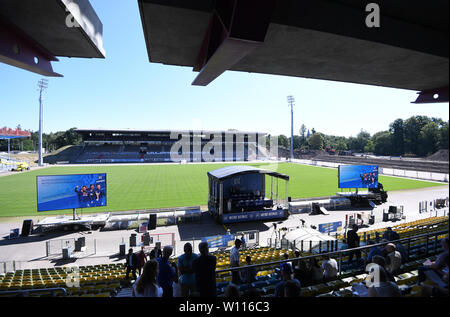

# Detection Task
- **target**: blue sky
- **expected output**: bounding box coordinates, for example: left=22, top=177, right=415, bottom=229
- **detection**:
left=0, top=0, right=448, bottom=138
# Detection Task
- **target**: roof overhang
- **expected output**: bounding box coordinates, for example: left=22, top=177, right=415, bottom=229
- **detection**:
left=208, top=165, right=289, bottom=181
left=138, top=0, right=448, bottom=93
left=0, top=0, right=105, bottom=77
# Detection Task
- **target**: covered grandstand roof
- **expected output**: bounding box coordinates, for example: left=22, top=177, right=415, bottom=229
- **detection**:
left=208, top=165, right=289, bottom=181
left=138, top=0, right=448, bottom=90
left=75, top=128, right=266, bottom=135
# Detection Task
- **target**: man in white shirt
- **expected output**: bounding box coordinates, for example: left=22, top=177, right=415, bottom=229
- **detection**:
left=385, top=243, right=402, bottom=274
left=322, top=254, right=338, bottom=281
left=230, top=239, right=242, bottom=284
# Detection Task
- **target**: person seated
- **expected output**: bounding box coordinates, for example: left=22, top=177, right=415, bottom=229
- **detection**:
left=418, top=237, right=449, bottom=285
left=284, top=279, right=302, bottom=297
left=371, top=255, right=395, bottom=283
left=309, top=257, right=324, bottom=285
left=274, top=263, right=301, bottom=297
left=367, top=240, right=386, bottom=263
left=241, top=256, right=257, bottom=285
left=224, top=284, right=240, bottom=297
left=367, top=265, right=402, bottom=297
left=420, top=273, right=449, bottom=297
left=322, top=254, right=338, bottom=282
left=385, top=243, right=402, bottom=274
left=382, top=227, right=400, bottom=242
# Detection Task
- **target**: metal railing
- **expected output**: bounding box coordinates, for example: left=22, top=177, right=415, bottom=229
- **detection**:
left=0, top=287, right=67, bottom=297
left=215, top=229, right=449, bottom=277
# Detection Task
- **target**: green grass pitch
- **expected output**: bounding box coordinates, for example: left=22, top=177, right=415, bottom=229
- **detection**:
left=0, top=162, right=443, bottom=217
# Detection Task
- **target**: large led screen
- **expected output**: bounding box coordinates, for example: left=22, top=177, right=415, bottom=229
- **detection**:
left=338, top=165, right=378, bottom=189
left=37, top=174, right=107, bottom=211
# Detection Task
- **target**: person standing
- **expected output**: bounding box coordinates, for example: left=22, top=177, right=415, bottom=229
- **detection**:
left=149, top=242, right=162, bottom=259
left=347, top=224, right=361, bottom=264
left=240, top=233, right=246, bottom=249
left=125, top=248, right=138, bottom=280
left=137, top=246, right=148, bottom=276
left=230, top=239, right=242, bottom=285
left=132, top=260, right=163, bottom=297
left=157, top=246, right=175, bottom=297
left=192, top=242, right=217, bottom=297
left=178, top=242, right=199, bottom=297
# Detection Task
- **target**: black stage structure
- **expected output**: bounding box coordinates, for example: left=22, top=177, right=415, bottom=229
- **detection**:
left=207, top=165, right=289, bottom=224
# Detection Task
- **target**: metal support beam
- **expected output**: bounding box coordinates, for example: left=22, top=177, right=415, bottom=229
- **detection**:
left=192, top=0, right=275, bottom=86
left=0, top=21, right=62, bottom=77
left=412, top=86, right=449, bottom=104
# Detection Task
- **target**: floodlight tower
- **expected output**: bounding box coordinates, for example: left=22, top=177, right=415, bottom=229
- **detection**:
left=287, top=95, right=295, bottom=161
left=37, top=79, right=48, bottom=167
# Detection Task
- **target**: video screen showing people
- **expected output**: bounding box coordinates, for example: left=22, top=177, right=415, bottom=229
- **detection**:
left=339, top=165, right=378, bottom=189
left=37, top=174, right=107, bottom=212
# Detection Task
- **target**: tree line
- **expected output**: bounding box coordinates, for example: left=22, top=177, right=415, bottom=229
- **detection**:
left=0, top=127, right=82, bottom=153
left=273, top=116, right=448, bottom=157
left=1, top=116, right=448, bottom=157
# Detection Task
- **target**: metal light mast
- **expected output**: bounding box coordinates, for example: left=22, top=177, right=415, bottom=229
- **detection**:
left=287, top=95, right=295, bottom=161
left=37, top=79, right=48, bottom=167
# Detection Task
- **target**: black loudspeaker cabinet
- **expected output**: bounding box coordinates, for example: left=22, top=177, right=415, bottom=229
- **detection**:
left=288, top=197, right=292, bottom=202
left=383, top=212, right=389, bottom=222
left=148, top=214, right=157, bottom=230
left=21, top=219, right=33, bottom=237
left=389, top=206, right=397, bottom=214
left=369, top=215, right=375, bottom=225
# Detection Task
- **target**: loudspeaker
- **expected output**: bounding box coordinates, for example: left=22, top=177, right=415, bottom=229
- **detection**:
left=119, top=243, right=126, bottom=256
left=21, top=219, right=33, bottom=237
left=383, top=212, right=389, bottom=222
left=143, top=233, right=150, bottom=246
left=389, top=206, right=397, bottom=214
left=148, top=214, right=157, bottom=230
left=130, top=234, right=137, bottom=247
left=288, top=197, right=292, bottom=202
left=369, top=215, right=375, bottom=225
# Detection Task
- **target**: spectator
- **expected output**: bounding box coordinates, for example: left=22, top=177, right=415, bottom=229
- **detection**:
left=157, top=246, right=175, bottom=297
left=192, top=242, right=217, bottom=297
left=309, top=257, right=324, bottom=284
left=418, top=237, right=449, bottom=285
left=230, top=239, right=243, bottom=284
left=241, top=256, right=257, bottom=285
left=294, top=258, right=310, bottom=287
left=224, top=284, right=240, bottom=297
left=125, top=248, right=138, bottom=280
left=137, top=246, right=147, bottom=276
left=240, top=233, right=246, bottom=249
left=178, top=242, right=199, bottom=297
left=395, top=242, right=408, bottom=263
left=279, top=252, right=291, bottom=271
left=322, top=254, right=338, bottom=282
left=385, top=243, right=402, bottom=274
left=382, top=227, right=400, bottom=242
left=367, top=240, right=385, bottom=263
left=284, top=279, right=302, bottom=297
left=149, top=242, right=162, bottom=259
left=347, top=225, right=361, bottom=264
left=132, top=260, right=163, bottom=297
left=274, top=263, right=301, bottom=297
left=371, top=255, right=395, bottom=282
left=367, top=265, right=402, bottom=297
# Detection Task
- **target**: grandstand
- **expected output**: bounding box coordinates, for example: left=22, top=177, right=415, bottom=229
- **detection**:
left=73, top=129, right=269, bottom=164
left=0, top=215, right=447, bottom=298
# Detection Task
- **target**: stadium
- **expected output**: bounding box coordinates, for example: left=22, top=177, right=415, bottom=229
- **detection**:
left=0, top=0, right=448, bottom=307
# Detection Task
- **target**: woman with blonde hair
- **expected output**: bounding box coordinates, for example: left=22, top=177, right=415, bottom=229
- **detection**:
left=132, top=260, right=163, bottom=297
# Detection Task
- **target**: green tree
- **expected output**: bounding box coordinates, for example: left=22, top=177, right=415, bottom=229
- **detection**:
left=278, top=135, right=288, bottom=148
left=389, top=119, right=405, bottom=155
left=364, top=140, right=375, bottom=153
left=438, top=122, right=449, bottom=149
left=336, top=139, right=347, bottom=151
left=308, top=133, right=324, bottom=150
left=418, top=122, right=439, bottom=156
left=372, top=131, right=393, bottom=155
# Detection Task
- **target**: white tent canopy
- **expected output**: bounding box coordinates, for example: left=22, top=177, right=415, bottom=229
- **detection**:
left=283, top=227, right=336, bottom=252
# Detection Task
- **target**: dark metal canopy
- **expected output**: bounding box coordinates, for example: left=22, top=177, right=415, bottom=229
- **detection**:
left=207, top=165, right=289, bottom=181
left=138, top=0, right=449, bottom=101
